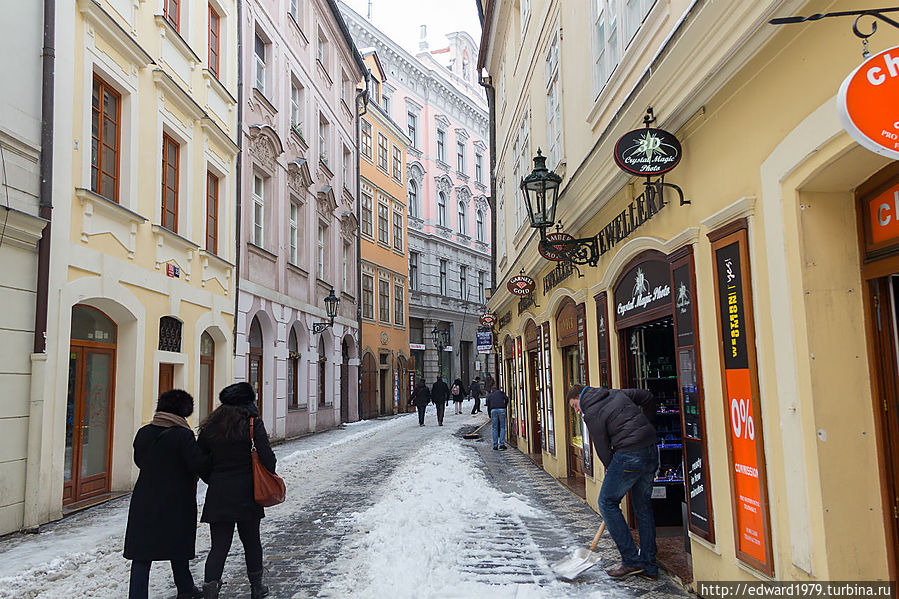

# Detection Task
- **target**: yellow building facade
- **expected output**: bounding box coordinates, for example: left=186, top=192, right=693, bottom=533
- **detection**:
left=481, top=0, right=899, bottom=587
left=359, top=51, right=412, bottom=418
left=24, top=0, right=238, bottom=526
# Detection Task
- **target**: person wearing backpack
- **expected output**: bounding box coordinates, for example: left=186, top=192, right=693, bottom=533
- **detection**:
left=451, top=378, right=466, bottom=414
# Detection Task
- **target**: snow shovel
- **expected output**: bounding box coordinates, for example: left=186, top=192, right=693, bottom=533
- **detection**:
left=551, top=522, right=606, bottom=580
left=462, top=420, right=491, bottom=439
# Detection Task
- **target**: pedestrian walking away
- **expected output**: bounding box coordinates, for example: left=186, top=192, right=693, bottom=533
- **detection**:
left=485, top=386, right=509, bottom=450
left=198, top=382, right=277, bottom=599
left=451, top=378, right=466, bottom=414
left=123, top=389, right=208, bottom=599
left=483, top=373, right=495, bottom=393
left=412, top=379, right=431, bottom=426
left=570, top=384, right=659, bottom=579
left=469, top=377, right=483, bottom=414
left=431, top=375, right=450, bottom=425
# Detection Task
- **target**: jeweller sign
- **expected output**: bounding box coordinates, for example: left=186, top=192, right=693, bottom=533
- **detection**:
left=507, top=275, right=536, bottom=297
left=837, top=45, right=899, bottom=160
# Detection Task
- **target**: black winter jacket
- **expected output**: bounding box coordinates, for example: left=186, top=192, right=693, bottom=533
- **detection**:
left=579, top=387, right=657, bottom=468
left=469, top=381, right=482, bottom=399
left=431, top=380, right=450, bottom=403
left=451, top=379, right=467, bottom=399
left=485, top=389, right=509, bottom=411
left=123, top=424, right=208, bottom=561
left=198, top=416, right=276, bottom=523
left=412, top=384, right=431, bottom=407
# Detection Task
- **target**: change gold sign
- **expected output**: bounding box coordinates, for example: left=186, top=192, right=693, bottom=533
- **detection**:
left=838, top=45, right=899, bottom=160
left=712, top=228, right=773, bottom=575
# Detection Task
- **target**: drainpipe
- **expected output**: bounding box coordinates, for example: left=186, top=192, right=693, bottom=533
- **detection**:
left=478, top=74, right=497, bottom=305
left=33, top=0, right=55, bottom=355
left=233, top=0, right=243, bottom=357
left=355, top=72, right=370, bottom=420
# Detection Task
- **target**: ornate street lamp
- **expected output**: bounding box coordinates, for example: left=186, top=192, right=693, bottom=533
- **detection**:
left=431, top=326, right=449, bottom=352
left=519, top=149, right=562, bottom=231
left=312, top=288, right=340, bottom=334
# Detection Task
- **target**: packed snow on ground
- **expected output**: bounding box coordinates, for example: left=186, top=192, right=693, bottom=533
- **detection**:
left=0, top=415, right=412, bottom=599
left=318, top=437, right=618, bottom=599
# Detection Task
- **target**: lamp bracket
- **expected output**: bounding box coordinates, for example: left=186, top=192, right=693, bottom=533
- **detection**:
left=312, top=322, right=331, bottom=335
left=769, top=7, right=899, bottom=39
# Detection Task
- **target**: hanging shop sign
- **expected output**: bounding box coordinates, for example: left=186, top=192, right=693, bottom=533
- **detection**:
left=478, top=313, right=495, bottom=327
left=837, top=45, right=899, bottom=161
left=612, top=259, right=672, bottom=324
left=614, top=127, right=683, bottom=176
left=539, top=231, right=576, bottom=261
left=476, top=330, right=493, bottom=354
left=498, top=311, right=512, bottom=330
left=711, top=227, right=773, bottom=575
left=543, top=260, right=577, bottom=295
left=598, top=180, right=671, bottom=257
left=409, top=343, right=425, bottom=351
left=864, top=180, right=899, bottom=250
left=507, top=274, right=536, bottom=296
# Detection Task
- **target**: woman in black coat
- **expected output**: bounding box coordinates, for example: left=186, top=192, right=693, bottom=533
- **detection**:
left=451, top=378, right=467, bottom=414
left=124, top=389, right=207, bottom=599
left=411, top=379, right=431, bottom=426
left=198, top=382, right=276, bottom=599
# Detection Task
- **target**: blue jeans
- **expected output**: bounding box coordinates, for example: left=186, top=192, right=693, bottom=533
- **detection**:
left=490, top=409, right=506, bottom=448
left=598, top=445, right=659, bottom=575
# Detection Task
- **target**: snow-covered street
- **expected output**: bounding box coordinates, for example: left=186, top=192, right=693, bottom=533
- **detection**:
left=0, top=408, right=689, bottom=598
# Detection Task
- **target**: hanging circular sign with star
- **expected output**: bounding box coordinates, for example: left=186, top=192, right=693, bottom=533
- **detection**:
left=507, top=275, right=536, bottom=296
left=479, top=313, right=495, bottom=327
left=539, top=231, right=576, bottom=262
left=614, top=127, right=682, bottom=176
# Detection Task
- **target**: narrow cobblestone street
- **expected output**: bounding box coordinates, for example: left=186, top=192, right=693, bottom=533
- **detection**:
left=0, top=406, right=690, bottom=598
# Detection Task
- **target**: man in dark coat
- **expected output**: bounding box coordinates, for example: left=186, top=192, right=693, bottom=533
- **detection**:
left=469, top=377, right=483, bottom=414
left=124, top=389, right=207, bottom=599
left=430, top=375, right=450, bottom=426
left=411, top=379, right=431, bottom=426
left=569, top=384, right=658, bottom=579
left=485, top=386, right=509, bottom=450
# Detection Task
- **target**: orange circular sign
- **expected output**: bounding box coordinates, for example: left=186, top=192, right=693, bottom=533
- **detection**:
left=838, top=45, right=899, bottom=160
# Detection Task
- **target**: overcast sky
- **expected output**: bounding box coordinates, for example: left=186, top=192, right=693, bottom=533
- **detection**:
left=342, top=0, right=482, bottom=56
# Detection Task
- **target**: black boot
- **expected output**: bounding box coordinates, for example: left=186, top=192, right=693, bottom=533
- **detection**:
left=248, top=570, right=269, bottom=599
left=176, top=586, right=203, bottom=599
left=202, top=581, right=221, bottom=599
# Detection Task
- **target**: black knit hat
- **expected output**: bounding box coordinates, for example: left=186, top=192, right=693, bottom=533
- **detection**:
left=220, top=382, right=256, bottom=406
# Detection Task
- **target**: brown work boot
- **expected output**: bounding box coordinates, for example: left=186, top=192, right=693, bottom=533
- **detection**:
left=606, top=563, right=644, bottom=578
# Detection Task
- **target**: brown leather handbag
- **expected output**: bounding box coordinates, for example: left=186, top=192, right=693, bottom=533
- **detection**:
left=249, top=417, right=285, bottom=507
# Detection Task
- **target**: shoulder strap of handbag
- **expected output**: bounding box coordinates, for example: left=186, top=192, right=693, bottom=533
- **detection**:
left=249, top=417, right=257, bottom=453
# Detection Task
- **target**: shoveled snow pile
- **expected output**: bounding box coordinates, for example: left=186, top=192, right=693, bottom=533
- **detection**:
left=318, top=437, right=604, bottom=599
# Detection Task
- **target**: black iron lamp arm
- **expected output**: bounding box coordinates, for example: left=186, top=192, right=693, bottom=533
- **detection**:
left=770, top=7, right=899, bottom=39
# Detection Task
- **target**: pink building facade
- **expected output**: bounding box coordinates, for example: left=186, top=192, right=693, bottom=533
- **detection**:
left=236, top=0, right=366, bottom=438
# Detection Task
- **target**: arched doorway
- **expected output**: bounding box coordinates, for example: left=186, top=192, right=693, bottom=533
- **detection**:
left=556, top=298, right=589, bottom=494
left=361, top=352, right=378, bottom=419
left=503, top=336, right=517, bottom=446
left=199, top=331, right=215, bottom=423
left=288, top=328, right=299, bottom=410
left=248, top=316, right=263, bottom=418
left=65, top=305, right=117, bottom=505
left=524, top=320, right=542, bottom=462
left=340, top=339, right=350, bottom=423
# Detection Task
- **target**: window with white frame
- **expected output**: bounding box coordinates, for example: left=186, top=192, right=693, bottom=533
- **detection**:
left=253, top=174, right=265, bottom=246
left=343, top=242, right=350, bottom=291
left=393, top=208, right=403, bottom=251
left=317, top=31, right=328, bottom=68
left=437, top=129, right=446, bottom=163
left=319, top=114, right=329, bottom=164
left=290, top=80, right=303, bottom=132
left=408, top=179, right=418, bottom=218
left=341, top=71, right=350, bottom=105
left=381, top=91, right=391, bottom=114
left=379, top=279, right=390, bottom=322
left=459, top=265, right=467, bottom=299
left=476, top=209, right=484, bottom=241
left=475, top=152, right=483, bottom=184
left=594, top=0, right=625, bottom=92
left=498, top=59, right=506, bottom=112
left=516, top=111, right=530, bottom=229
left=478, top=270, right=485, bottom=303
left=362, top=191, right=373, bottom=237
left=393, top=146, right=402, bottom=182
left=497, top=179, right=506, bottom=262
left=439, top=259, right=448, bottom=296
left=254, top=33, right=267, bottom=95
left=407, top=112, right=418, bottom=148
left=362, top=274, right=374, bottom=319
left=520, top=0, right=530, bottom=37
left=437, top=191, right=447, bottom=227
left=624, top=0, right=655, bottom=45
left=317, top=224, right=326, bottom=278
left=409, top=252, right=419, bottom=290
left=457, top=141, right=465, bottom=174
left=361, top=119, right=372, bottom=159
left=378, top=199, right=389, bottom=244
left=457, top=200, right=466, bottom=235
left=289, top=0, right=299, bottom=22
left=343, top=145, right=351, bottom=189
left=289, top=200, right=299, bottom=264
left=394, top=283, right=404, bottom=325
left=377, top=133, right=389, bottom=172
left=546, top=30, right=563, bottom=168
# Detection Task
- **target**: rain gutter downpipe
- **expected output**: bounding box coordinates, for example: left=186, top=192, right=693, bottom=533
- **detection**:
left=355, top=71, right=371, bottom=420
left=233, top=0, right=244, bottom=356
left=34, top=0, right=55, bottom=354
left=478, top=73, right=497, bottom=313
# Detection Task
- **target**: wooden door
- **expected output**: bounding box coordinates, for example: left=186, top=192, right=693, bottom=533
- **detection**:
left=871, top=276, right=899, bottom=578
left=563, top=347, right=585, bottom=477
left=528, top=350, right=542, bottom=454
left=158, top=363, right=174, bottom=394
left=64, top=346, right=116, bottom=504
left=361, top=354, right=378, bottom=419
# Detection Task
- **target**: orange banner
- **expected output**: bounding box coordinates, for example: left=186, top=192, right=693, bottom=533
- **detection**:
left=724, top=368, right=765, bottom=563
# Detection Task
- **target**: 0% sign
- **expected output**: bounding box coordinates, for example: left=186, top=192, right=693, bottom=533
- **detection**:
left=730, top=398, right=755, bottom=441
